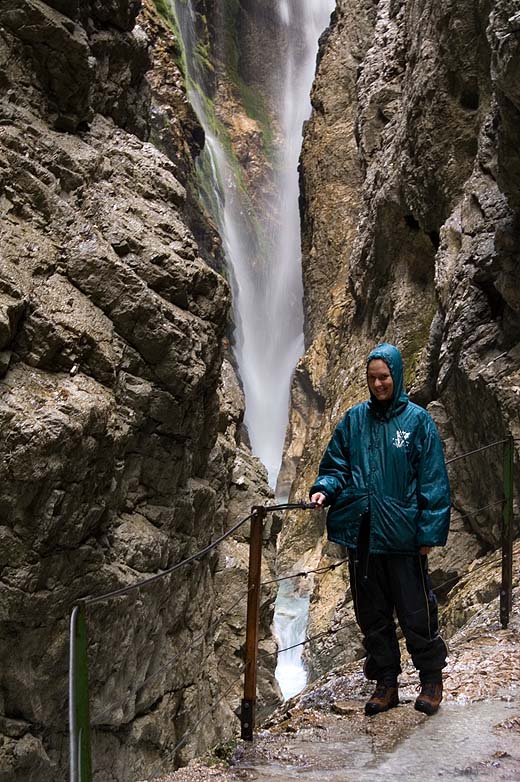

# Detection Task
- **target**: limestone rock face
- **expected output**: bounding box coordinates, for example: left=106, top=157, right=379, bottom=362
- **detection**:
left=0, top=2, right=279, bottom=780
left=280, top=0, right=520, bottom=678
left=140, top=3, right=204, bottom=186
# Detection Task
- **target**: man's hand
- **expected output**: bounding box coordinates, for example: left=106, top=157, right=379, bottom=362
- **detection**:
left=310, top=492, right=326, bottom=507
left=419, top=546, right=432, bottom=555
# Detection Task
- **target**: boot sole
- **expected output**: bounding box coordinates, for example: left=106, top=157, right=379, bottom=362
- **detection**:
left=414, top=699, right=440, bottom=716
left=365, top=697, right=399, bottom=716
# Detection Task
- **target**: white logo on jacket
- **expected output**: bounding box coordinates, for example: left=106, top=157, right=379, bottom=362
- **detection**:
left=393, top=430, right=410, bottom=448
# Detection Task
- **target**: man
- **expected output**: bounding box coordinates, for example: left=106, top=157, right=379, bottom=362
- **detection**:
left=310, top=343, right=450, bottom=717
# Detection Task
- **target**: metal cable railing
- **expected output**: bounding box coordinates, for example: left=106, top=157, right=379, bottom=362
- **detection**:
left=261, top=557, right=349, bottom=586
left=82, top=502, right=317, bottom=607
left=83, top=513, right=256, bottom=606
left=433, top=545, right=519, bottom=595
left=69, top=501, right=316, bottom=780
left=270, top=544, right=519, bottom=658
left=262, top=515, right=514, bottom=655
left=267, top=621, right=353, bottom=658
left=446, top=438, right=509, bottom=464
left=69, top=436, right=516, bottom=782
left=450, top=499, right=505, bottom=522
left=91, top=585, right=253, bottom=725
left=261, top=499, right=508, bottom=588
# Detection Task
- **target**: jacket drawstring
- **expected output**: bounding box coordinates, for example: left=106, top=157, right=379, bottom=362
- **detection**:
left=364, top=549, right=371, bottom=581
left=356, top=512, right=371, bottom=582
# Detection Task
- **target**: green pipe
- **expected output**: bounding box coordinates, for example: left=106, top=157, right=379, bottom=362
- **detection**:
left=500, top=435, right=514, bottom=629
left=69, top=603, right=93, bottom=782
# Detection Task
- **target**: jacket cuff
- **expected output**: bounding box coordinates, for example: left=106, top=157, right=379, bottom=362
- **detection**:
left=309, top=484, right=331, bottom=505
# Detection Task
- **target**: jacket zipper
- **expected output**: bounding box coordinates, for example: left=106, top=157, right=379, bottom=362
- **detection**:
left=364, top=415, right=376, bottom=580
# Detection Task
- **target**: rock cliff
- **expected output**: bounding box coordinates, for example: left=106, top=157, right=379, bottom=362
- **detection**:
left=0, top=2, right=279, bottom=780
left=279, top=0, right=520, bottom=678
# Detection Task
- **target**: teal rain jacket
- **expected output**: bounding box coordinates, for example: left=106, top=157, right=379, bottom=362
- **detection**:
left=310, top=344, right=450, bottom=554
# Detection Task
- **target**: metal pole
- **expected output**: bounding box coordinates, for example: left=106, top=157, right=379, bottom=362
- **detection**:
left=69, top=602, right=93, bottom=782
left=500, top=435, right=514, bottom=629
left=240, top=505, right=265, bottom=741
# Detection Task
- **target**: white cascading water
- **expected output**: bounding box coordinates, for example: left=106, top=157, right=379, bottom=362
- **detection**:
left=169, top=0, right=334, bottom=699
left=235, top=0, right=336, bottom=487
left=273, top=579, right=312, bottom=700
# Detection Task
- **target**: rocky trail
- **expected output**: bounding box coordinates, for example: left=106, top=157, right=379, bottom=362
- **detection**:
left=168, top=700, right=520, bottom=782
left=157, top=578, right=520, bottom=782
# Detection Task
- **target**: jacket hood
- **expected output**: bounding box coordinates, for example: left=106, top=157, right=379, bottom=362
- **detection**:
left=367, top=343, right=409, bottom=418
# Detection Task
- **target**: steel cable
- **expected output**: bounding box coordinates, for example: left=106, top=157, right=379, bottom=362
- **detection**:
left=446, top=438, right=509, bottom=464
left=450, top=499, right=505, bottom=523
left=261, top=557, right=349, bottom=586
left=262, top=500, right=506, bottom=587
left=80, top=479, right=508, bottom=606
left=91, top=586, right=253, bottom=724
left=82, top=503, right=317, bottom=607
left=260, top=502, right=317, bottom=512
left=274, top=551, right=517, bottom=656
left=170, top=667, right=245, bottom=756
left=434, top=546, right=519, bottom=594
left=270, top=621, right=353, bottom=657
left=83, top=513, right=255, bottom=606
left=271, top=548, right=518, bottom=657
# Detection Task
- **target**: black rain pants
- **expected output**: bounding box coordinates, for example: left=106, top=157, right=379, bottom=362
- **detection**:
left=349, top=517, right=448, bottom=685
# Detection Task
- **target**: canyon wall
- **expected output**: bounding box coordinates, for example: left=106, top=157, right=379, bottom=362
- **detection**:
left=279, top=0, right=520, bottom=678
left=0, top=2, right=280, bottom=780
left=2, top=0, right=519, bottom=773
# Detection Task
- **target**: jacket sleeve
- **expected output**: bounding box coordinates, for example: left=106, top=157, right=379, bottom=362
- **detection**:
left=416, top=415, right=451, bottom=547
left=309, top=413, right=351, bottom=505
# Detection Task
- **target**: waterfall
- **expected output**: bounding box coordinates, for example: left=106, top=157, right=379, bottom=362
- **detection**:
left=234, top=0, right=337, bottom=487
left=169, top=0, right=334, bottom=698
left=169, top=0, right=334, bottom=487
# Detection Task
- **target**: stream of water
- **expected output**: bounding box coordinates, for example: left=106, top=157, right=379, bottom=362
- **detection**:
left=272, top=580, right=311, bottom=700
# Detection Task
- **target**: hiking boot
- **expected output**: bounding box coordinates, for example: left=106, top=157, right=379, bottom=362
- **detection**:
left=364, top=682, right=399, bottom=716
left=415, top=681, right=443, bottom=715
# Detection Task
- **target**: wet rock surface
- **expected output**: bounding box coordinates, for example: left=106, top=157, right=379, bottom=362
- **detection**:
left=279, top=0, right=520, bottom=678
left=157, top=556, right=520, bottom=782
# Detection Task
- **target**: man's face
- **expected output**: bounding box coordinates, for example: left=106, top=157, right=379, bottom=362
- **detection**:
left=367, top=359, right=394, bottom=402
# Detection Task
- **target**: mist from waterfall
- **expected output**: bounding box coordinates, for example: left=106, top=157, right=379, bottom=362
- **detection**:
left=169, top=0, right=334, bottom=487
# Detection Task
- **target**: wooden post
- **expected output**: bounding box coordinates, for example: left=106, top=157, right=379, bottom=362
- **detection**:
left=240, top=506, right=265, bottom=741
left=69, top=602, right=93, bottom=782
left=500, top=435, right=514, bottom=629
